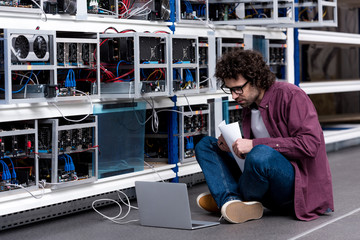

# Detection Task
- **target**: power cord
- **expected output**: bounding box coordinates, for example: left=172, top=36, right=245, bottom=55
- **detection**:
left=134, top=96, right=194, bottom=133
left=92, top=161, right=165, bottom=224
left=92, top=190, right=139, bottom=224
left=144, top=161, right=165, bottom=182
left=30, top=0, right=47, bottom=22
left=50, top=89, right=93, bottom=123
left=6, top=180, right=45, bottom=199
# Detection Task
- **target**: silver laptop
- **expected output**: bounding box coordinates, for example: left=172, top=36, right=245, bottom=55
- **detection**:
left=135, top=181, right=220, bottom=230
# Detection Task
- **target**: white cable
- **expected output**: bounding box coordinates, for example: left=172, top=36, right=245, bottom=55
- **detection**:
left=199, top=77, right=210, bottom=84
left=118, top=1, right=129, bottom=17
left=6, top=182, right=45, bottom=199
left=126, top=2, right=151, bottom=18
left=30, top=0, right=47, bottom=22
left=17, top=72, right=39, bottom=85
left=183, top=95, right=194, bottom=117
left=41, top=177, right=78, bottom=185
left=50, top=89, right=93, bottom=123
left=140, top=97, right=159, bottom=133
left=92, top=162, right=165, bottom=224
left=135, top=95, right=195, bottom=133
left=125, top=0, right=153, bottom=19
left=92, top=190, right=139, bottom=224
left=91, top=161, right=165, bottom=224
left=144, top=161, right=165, bottom=182
left=194, top=15, right=215, bottom=32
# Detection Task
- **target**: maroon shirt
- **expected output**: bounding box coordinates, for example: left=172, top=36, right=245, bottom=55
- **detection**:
left=242, top=81, right=334, bottom=221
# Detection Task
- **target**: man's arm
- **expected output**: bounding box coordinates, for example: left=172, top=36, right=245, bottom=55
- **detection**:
left=253, top=89, right=323, bottom=160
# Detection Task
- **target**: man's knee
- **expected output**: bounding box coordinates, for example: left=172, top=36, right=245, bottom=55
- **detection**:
left=246, top=145, right=274, bottom=168
left=195, top=136, right=215, bottom=153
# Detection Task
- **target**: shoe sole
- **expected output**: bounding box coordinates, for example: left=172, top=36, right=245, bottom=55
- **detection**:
left=222, top=201, right=263, bottom=223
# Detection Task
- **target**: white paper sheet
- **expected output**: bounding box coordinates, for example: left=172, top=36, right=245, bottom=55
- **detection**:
left=218, top=120, right=245, bottom=171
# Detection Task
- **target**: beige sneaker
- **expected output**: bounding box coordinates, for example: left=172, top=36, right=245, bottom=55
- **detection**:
left=221, top=200, right=263, bottom=223
left=196, top=192, right=220, bottom=213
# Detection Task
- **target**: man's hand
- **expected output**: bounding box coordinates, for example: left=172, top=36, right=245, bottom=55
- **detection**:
left=217, top=134, right=231, bottom=152
left=232, top=139, right=253, bottom=158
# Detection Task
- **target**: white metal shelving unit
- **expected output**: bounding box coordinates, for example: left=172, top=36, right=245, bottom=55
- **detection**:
left=297, top=29, right=360, bottom=147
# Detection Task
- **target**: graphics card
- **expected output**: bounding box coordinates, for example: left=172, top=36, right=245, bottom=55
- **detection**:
left=10, top=33, right=50, bottom=62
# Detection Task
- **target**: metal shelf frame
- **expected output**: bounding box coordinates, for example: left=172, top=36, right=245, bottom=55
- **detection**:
left=198, top=34, right=217, bottom=93
left=100, top=32, right=171, bottom=99
left=292, top=0, right=337, bottom=28
left=169, top=34, right=200, bottom=95
left=37, top=116, right=98, bottom=189
left=297, top=30, right=360, bottom=96
left=208, top=0, right=295, bottom=26
left=176, top=0, right=209, bottom=24
left=0, top=29, right=57, bottom=104
left=55, top=32, right=101, bottom=100
left=0, top=120, right=39, bottom=196
left=178, top=104, right=211, bottom=163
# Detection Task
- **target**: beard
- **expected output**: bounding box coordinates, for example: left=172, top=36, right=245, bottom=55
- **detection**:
left=235, top=88, right=261, bottom=108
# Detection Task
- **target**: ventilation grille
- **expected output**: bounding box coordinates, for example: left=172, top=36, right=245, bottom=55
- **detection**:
left=0, top=187, right=136, bottom=231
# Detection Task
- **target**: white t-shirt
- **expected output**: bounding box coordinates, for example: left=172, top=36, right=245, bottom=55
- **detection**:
left=251, top=109, right=270, bottom=138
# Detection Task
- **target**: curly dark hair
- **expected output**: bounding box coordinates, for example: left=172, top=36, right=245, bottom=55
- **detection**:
left=215, top=49, right=275, bottom=90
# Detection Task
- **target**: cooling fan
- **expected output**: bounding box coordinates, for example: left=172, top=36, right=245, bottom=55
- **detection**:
left=68, top=43, right=78, bottom=63
left=34, top=36, right=48, bottom=59
left=57, top=42, right=65, bottom=63
left=11, top=34, right=50, bottom=62
left=81, top=43, right=90, bottom=63
left=14, top=35, right=30, bottom=60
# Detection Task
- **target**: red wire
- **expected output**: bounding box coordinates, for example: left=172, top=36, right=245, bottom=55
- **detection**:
left=106, top=69, right=135, bottom=82
left=154, top=31, right=170, bottom=34
left=102, top=27, right=119, bottom=33
left=119, top=29, right=136, bottom=33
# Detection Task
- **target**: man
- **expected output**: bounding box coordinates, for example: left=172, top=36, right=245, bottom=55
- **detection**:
left=195, top=49, right=334, bottom=224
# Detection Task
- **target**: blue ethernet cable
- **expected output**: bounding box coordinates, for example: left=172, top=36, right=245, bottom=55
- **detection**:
left=116, top=60, right=130, bottom=77
left=65, top=154, right=75, bottom=171
left=184, top=0, right=193, bottom=14
left=141, top=61, right=150, bottom=79
left=70, top=69, right=76, bottom=87
left=65, top=70, right=70, bottom=87
left=201, top=5, right=206, bottom=17
left=65, top=154, right=73, bottom=171
left=65, top=69, right=76, bottom=88
left=173, top=69, right=182, bottom=81
left=0, top=160, right=6, bottom=180
left=0, top=160, right=10, bottom=180
left=72, top=69, right=76, bottom=87
left=59, top=155, right=69, bottom=172
left=3, top=160, right=11, bottom=180
left=185, top=137, right=194, bottom=150
left=3, top=156, right=16, bottom=179
left=185, top=69, right=193, bottom=82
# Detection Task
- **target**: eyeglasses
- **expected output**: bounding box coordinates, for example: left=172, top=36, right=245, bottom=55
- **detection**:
left=221, top=80, right=250, bottom=95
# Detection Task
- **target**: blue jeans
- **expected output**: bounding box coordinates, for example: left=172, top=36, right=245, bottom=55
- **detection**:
left=195, top=136, right=295, bottom=214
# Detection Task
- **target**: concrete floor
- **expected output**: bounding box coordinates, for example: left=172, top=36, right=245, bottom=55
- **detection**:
left=1, top=145, right=360, bottom=240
